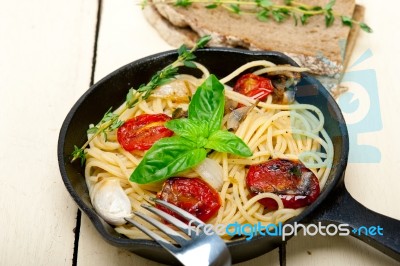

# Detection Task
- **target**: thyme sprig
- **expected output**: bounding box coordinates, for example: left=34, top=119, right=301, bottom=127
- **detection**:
left=148, top=0, right=372, bottom=33
left=71, top=35, right=212, bottom=164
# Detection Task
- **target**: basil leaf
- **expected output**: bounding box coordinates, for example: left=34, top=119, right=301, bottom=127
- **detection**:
left=130, top=137, right=207, bottom=184
left=205, top=130, right=253, bottom=157
left=188, top=74, right=225, bottom=133
left=165, top=118, right=209, bottom=145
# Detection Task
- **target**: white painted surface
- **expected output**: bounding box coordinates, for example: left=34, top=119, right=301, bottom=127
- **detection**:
left=1, top=0, right=399, bottom=265
left=0, top=0, right=97, bottom=265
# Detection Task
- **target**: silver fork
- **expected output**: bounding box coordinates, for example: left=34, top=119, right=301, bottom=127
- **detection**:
left=125, top=199, right=232, bottom=266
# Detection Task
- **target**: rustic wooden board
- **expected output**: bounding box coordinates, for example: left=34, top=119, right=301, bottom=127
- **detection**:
left=0, top=0, right=97, bottom=265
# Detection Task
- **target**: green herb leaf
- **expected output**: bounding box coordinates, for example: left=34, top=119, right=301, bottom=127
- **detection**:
left=109, top=119, right=124, bottom=131
left=324, top=0, right=336, bottom=10
left=257, top=10, right=269, bottom=21
left=72, top=145, right=86, bottom=166
left=196, top=35, right=212, bottom=48
left=312, top=6, right=323, bottom=11
left=165, top=119, right=209, bottom=143
left=284, top=0, right=293, bottom=5
left=256, top=0, right=273, bottom=8
left=360, top=22, right=373, bottom=33
left=183, top=60, right=197, bottom=68
left=206, top=4, right=218, bottom=8
left=87, top=126, right=99, bottom=134
left=341, top=16, right=352, bottom=27
left=130, top=137, right=207, bottom=184
left=175, top=0, right=192, bottom=7
left=325, top=10, right=334, bottom=27
left=100, top=107, right=115, bottom=123
left=279, top=8, right=290, bottom=14
left=230, top=4, right=240, bottom=14
left=177, top=44, right=188, bottom=56
left=188, top=74, right=225, bottom=133
left=205, top=130, right=253, bottom=157
left=126, top=88, right=138, bottom=108
left=272, top=9, right=289, bottom=22
left=300, top=14, right=311, bottom=25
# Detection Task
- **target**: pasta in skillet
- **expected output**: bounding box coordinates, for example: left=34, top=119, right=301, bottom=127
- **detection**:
left=83, top=60, right=333, bottom=240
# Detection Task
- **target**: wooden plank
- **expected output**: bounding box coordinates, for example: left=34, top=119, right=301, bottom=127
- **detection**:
left=0, top=0, right=97, bottom=265
left=77, top=0, right=172, bottom=264
left=93, top=0, right=172, bottom=82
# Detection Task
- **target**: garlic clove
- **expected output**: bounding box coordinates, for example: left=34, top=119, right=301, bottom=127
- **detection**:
left=91, top=179, right=132, bottom=225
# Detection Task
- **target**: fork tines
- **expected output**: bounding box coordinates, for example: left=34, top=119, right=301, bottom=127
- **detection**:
left=124, top=199, right=232, bottom=266
left=124, top=199, right=203, bottom=249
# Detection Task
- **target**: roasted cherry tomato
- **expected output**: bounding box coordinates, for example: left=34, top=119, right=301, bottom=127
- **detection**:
left=246, top=159, right=320, bottom=210
left=233, top=73, right=274, bottom=101
left=117, top=114, right=173, bottom=151
left=157, top=177, right=221, bottom=222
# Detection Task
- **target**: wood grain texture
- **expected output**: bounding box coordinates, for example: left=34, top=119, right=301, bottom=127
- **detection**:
left=93, top=0, right=172, bottom=82
left=0, top=0, right=97, bottom=265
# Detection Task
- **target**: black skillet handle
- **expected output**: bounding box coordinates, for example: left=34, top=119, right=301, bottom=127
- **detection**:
left=305, top=181, right=400, bottom=261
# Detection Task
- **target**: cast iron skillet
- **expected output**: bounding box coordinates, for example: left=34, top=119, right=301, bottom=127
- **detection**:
left=58, top=47, right=400, bottom=264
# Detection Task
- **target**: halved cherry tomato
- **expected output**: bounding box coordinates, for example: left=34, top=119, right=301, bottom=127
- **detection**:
left=117, top=114, right=173, bottom=151
left=233, top=73, right=274, bottom=101
left=156, top=177, right=221, bottom=222
left=246, top=159, right=320, bottom=210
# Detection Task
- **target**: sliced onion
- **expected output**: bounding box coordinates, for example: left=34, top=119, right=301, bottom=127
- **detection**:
left=194, top=158, right=224, bottom=191
left=152, top=80, right=191, bottom=101
left=91, top=179, right=132, bottom=225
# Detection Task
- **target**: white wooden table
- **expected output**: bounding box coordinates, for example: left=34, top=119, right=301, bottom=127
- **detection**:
left=1, top=0, right=399, bottom=265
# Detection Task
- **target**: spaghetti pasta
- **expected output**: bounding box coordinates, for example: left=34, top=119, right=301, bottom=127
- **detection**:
left=84, top=60, right=334, bottom=240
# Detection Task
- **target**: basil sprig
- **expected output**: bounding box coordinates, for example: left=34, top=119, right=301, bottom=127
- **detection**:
left=130, top=75, right=252, bottom=184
